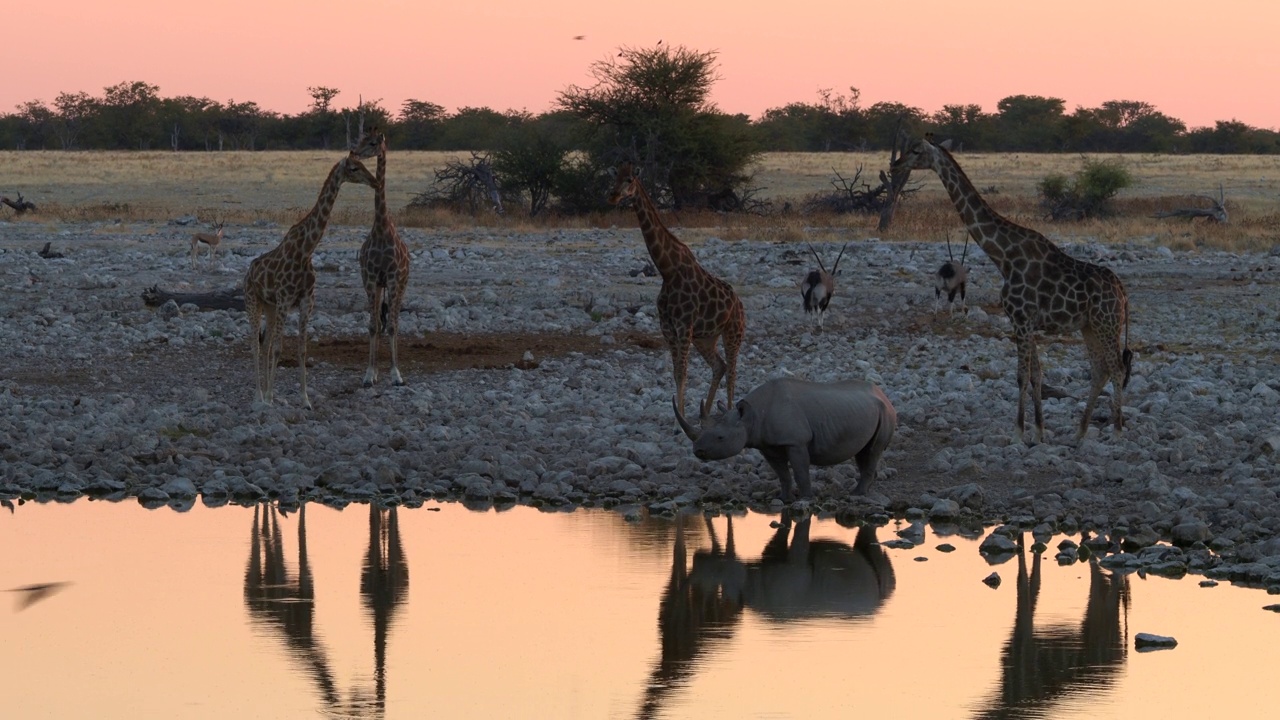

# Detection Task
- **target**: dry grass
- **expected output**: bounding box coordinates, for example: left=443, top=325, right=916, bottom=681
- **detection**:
left=2, top=150, right=1277, bottom=250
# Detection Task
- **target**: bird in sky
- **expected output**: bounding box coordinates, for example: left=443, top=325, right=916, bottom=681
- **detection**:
left=8, top=582, right=72, bottom=611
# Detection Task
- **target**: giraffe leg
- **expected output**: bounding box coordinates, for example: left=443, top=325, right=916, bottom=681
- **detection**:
left=1106, top=333, right=1127, bottom=437
left=364, top=284, right=383, bottom=388
left=246, top=298, right=265, bottom=404
left=387, top=282, right=406, bottom=387
left=693, top=335, right=726, bottom=420
left=1077, top=330, right=1109, bottom=443
left=263, top=309, right=285, bottom=406
left=1028, top=342, right=1045, bottom=444
left=1014, top=333, right=1032, bottom=443
left=722, top=316, right=744, bottom=411
left=298, top=296, right=313, bottom=410
left=669, top=339, right=692, bottom=422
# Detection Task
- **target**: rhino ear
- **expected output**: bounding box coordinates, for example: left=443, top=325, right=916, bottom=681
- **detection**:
left=736, top=399, right=752, bottom=421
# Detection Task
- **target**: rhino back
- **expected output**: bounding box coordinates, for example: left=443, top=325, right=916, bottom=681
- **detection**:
left=747, top=379, right=892, bottom=465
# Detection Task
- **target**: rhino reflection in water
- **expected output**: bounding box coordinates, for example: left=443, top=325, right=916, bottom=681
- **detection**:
left=243, top=503, right=408, bottom=718
left=972, top=536, right=1130, bottom=719
left=637, top=514, right=895, bottom=719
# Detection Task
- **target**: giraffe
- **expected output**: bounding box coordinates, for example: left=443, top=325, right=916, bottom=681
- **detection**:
left=891, top=137, right=1133, bottom=443
left=243, top=155, right=376, bottom=408
left=349, top=127, right=411, bottom=387
left=608, top=161, right=746, bottom=421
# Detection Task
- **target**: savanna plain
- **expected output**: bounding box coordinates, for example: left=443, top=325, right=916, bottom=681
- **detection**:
left=3, top=150, right=1280, bottom=591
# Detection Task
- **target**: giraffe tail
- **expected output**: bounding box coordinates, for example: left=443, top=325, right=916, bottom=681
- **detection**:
left=1121, top=297, right=1133, bottom=389
left=380, top=298, right=390, bottom=335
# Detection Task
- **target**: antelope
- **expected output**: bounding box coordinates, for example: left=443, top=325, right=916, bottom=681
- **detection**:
left=935, top=233, right=970, bottom=315
left=801, top=242, right=849, bottom=329
left=190, top=220, right=225, bottom=269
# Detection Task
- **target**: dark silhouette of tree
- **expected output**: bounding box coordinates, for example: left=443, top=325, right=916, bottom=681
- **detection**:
left=51, top=91, right=95, bottom=150
left=100, top=81, right=162, bottom=149
left=1, top=76, right=1278, bottom=156
left=11, top=100, right=55, bottom=149
left=397, top=99, right=446, bottom=149
left=558, top=43, right=759, bottom=210
left=994, top=95, right=1067, bottom=150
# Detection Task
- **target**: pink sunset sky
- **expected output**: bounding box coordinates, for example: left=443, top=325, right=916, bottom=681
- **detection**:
left=5, top=0, right=1277, bottom=130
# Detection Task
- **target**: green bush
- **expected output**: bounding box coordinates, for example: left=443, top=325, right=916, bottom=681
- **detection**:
left=492, top=124, right=571, bottom=217
left=1039, top=159, right=1133, bottom=220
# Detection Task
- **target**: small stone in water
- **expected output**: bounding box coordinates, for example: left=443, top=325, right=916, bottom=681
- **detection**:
left=982, top=572, right=1001, bottom=588
left=1134, top=633, right=1178, bottom=651
left=936, top=543, right=956, bottom=553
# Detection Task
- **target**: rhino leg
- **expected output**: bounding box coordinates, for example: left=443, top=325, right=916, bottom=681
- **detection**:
left=761, top=448, right=794, bottom=502
left=853, top=412, right=895, bottom=495
left=787, top=446, right=813, bottom=499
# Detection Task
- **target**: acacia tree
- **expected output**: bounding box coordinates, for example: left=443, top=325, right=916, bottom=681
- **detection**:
left=558, top=44, right=759, bottom=210
left=304, top=86, right=342, bottom=149
left=52, top=91, right=95, bottom=150
left=994, top=95, right=1066, bottom=151
left=397, top=99, right=446, bottom=148
left=101, top=81, right=162, bottom=149
left=11, top=100, right=55, bottom=149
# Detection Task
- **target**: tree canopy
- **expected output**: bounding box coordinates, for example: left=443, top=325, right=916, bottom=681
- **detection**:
left=1, top=65, right=1277, bottom=156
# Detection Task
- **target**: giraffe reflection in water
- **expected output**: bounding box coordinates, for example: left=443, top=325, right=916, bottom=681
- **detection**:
left=243, top=503, right=408, bottom=718
left=638, top=514, right=895, bottom=718
left=973, top=536, right=1129, bottom=719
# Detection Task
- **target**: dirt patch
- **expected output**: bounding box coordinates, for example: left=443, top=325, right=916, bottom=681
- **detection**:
left=276, top=330, right=665, bottom=373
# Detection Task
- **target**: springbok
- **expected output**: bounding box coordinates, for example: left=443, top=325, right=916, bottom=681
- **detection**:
left=190, top=220, right=225, bottom=269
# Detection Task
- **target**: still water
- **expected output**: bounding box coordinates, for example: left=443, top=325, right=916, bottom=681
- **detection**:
left=2, top=501, right=1277, bottom=719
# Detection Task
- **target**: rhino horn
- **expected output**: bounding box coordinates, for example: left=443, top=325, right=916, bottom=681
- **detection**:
left=673, top=396, right=700, bottom=441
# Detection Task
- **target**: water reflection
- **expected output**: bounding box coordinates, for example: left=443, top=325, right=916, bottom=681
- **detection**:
left=243, top=503, right=408, bottom=718
left=973, top=536, right=1130, bottom=719
left=639, top=514, right=895, bottom=718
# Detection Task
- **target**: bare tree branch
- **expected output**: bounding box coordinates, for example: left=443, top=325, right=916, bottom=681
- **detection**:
left=1, top=192, right=37, bottom=215
left=1154, top=184, right=1229, bottom=223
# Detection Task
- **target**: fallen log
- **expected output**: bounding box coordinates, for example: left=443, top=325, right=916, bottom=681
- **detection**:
left=1, top=193, right=37, bottom=215
left=1154, top=185, right=1228, bottom=224
left=142, top=285, right=245, bottom=311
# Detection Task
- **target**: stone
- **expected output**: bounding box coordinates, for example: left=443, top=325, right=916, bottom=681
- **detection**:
left=982, top=572, right=1001, bottom=588
left=1171, top=521, right=1211, bottom=546
left=929, top=498, right=960, bottom=520
left=897, top=521, right=926, bottom=545
left=1134, top=633, right=1178, bottom=651
left=979, top=533, right=1019, bottom=555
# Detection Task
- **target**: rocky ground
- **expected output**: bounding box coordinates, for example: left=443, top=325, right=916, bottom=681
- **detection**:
left=2, top=219, right=1280, bottom=587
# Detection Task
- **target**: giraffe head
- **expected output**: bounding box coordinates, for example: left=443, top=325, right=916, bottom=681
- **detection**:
left=890, top=136, right=948, bottom=187
left=338, top=156, right=377, bottom=188
left=607, top=162, right=641, bottom=205
left=350, top=126, right=386, bottom=161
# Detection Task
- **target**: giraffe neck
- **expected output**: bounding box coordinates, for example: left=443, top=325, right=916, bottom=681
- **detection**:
left=931, top=147, right=1018, bottom=274
left=373, top=148, right=390, bottom=233
left=289, top=160, right=347, bottom=256
left=631, top=183, right=693, bottom=279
